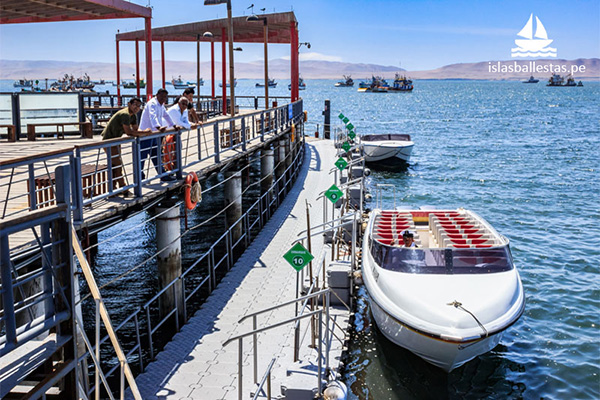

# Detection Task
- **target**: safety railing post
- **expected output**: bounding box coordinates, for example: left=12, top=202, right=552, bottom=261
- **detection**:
left=95, top=298, right=100, bottom=400
left=260, top=112, right=265, bottom=142
left=207, top=251, right=213, bottom=293
left=106, top=145, right=114, bottom=195
left=146, top=306, right=154, bottom=360
left=241, top=117, right=247, bottom=151
left=0, top=235, right=16, bottom=346
left=120, top=360, right=125, bottom=400
left=326, top=290, right=330, bottom=373
left=134, top=314, right=144, bottom=372
left=238, top=339, right=243, bottom=400
left=213, top=122, right=220, bottom=163
left=175, top=130, right=183, bottom=180
left=73, top=150, right=84, bottom=224
left=133, top=138, right=143, bottom=198
left=318, top=310, right=323, bottom=397
left=253, top=315, right=258, bottom=384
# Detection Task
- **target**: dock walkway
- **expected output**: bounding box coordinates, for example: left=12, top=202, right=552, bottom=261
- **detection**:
left=133, top=139, right=350, bottom=399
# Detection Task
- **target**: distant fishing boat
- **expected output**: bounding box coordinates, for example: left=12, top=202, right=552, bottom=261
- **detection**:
left=288, top=77, right=306, bottom=90
left=256, top=78, right=277, bottom=88
left=511, top=14, right=556, bottom=57
left=523, top=76, right=539, bottom=83
left=547, top=74, right=580, bottom=87
left=13, top=79, right=33, bottom=88
left=389, top=73, right=414, bottom=92
left=335, top=75, right=354, bottom=87
left=219, top=79, right=237, bottom=88
left=577, top=81, right=584, bottom=87
left=358, top=76, right=388, bottom=93
left=50, top=74, right=95, bottom=91
left=171, top=76, right=197, bottom=90
left=122, top=79, right=145, bottom=89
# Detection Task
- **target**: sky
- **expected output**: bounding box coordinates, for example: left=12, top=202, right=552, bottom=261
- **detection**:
left=0, top=0, right=598, bottom=71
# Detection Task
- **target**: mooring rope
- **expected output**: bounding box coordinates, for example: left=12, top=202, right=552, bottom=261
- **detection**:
left=447, top=300, right=489, bottom=338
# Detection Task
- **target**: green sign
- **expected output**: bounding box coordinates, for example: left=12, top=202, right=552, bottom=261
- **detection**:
left=342, top=117, right=349, bottom=124
left=338, top=113, right=345, bottom=120
left=341, top=142, right=351, bottom=152
left=335, top=157, right=348, bottom=171
left=283, top=242, right=314, bottom=271
left=346, top=123, right=355, bottom=131
left=324, top=184, right=344, bottom=204
left=348, top=131, right=356, bottom=140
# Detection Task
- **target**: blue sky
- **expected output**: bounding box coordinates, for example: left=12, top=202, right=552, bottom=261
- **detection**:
left=0, top=0, right=598, bottom=70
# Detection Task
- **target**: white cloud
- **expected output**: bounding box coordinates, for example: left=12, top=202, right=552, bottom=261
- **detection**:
left=281, top=52, right=343, bottom=62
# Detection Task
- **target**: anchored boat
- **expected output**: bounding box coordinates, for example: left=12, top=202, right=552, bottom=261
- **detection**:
left=219, top=79, right=237, bottom=88
left=256, top=78, right=277, bottom=88
left=335, top=75, right=354, bottom=87
left=13, top=79, right=33, bottom=88
left=288, top=77, right=306, bottom=90
left=389, top=73, right=414, bottom=92
left=362, top=208, right=525, bottom=372
left=361, top=134, right=414, bottom=167
left=357, top=76, right=389, bottom=93
left=523, top=75, right=539, bottom=83
left=171, top=75, right=198, bottom=89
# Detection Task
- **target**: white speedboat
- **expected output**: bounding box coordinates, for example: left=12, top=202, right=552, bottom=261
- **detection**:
left=361, top=134, right=414, bottom=168
left=362, top=208, right=525, bottom=372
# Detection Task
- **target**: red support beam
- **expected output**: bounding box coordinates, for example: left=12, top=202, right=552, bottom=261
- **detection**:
left=135, top=39, right=140, bottom=98
left=211, top=41, right=215, bottom=99
left=161, top=41, right=166, bottom=89
left=144, top=17, right=153, bottom=99
left=290, top=21, right=299, bottom=102
left=116, top=39, right=121, bottom=105
left=221, top=27, right=227, bottom=115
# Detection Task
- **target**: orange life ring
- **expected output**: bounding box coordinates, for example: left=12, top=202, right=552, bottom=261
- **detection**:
left=162, top=134, right=176, bottom=171
left=184, top=171, right=199, bottom=210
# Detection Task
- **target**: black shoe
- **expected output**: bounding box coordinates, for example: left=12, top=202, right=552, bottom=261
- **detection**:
left=160, top=175, right=176, bottom=182
left=141, top=172, right=146, bottom=180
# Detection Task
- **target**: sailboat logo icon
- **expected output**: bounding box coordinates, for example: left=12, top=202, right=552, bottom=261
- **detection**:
left=511, top=13, right=557, bottom=57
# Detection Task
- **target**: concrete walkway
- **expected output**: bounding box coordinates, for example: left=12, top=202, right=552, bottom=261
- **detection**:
left=133, top=138, right=349, bottom=400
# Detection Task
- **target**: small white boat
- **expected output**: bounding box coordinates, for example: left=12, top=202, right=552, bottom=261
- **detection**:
left=219, top=79, right=237, bottom=88
left=362, top=208, right=525, bottom=372
left=171, top=75, right=198, bottom=90
left=361, top=134, right=414, bottom=167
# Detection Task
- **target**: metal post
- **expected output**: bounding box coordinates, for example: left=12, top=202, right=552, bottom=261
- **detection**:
left=224, top=170, right=243, bottom=244
left=213, top=122, right=220, bottom=163
left=221, top=27, right=227, bottom=115
left=144, top=17, right=153, bottom=100
left=95, top=298, right=100, bottom=400
left=156, top=202, right=184, bottom=323
left=197, top=35, right=201, bottom=106
left=227, top=0, right=235, bottom=116
left=116, top=40, right=121, bottom=106
left=318, top=311, right=323, bottom=397
left=211, top=40, right=215, bottom=99
left=161, top=41, right=166, bottom=89
left=238, top=338, right=243, bottom=400
left=0, top=235, right=16, bottom=346
left=326, top=290, right=330, bottom=373
left=253, top=315, right=258, bottom=384
left=324, top=99, right=330, bottom=139
left=263, top=19, right=269, bottom=110
left=135, top=39, right=140, bottom=98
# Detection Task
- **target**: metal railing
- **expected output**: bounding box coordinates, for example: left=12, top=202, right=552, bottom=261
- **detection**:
left=71, top=135, right=305, bottom=398
left=0, top=100, right=304, bottom=228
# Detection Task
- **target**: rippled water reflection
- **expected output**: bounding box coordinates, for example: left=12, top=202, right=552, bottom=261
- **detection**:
left=300, top=80, right=599, bottom=399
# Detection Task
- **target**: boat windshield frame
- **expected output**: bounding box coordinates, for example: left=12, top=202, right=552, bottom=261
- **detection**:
left=362, top=134, right=411, bottom=142
left=369, top=238, right=514, bottom=274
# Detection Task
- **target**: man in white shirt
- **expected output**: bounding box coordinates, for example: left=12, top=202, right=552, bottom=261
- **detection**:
left=139, top=89, right=178, bottom=181
left=166, top=97, right=193, bottom=130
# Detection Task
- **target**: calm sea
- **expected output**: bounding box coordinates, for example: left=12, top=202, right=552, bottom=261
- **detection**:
left=3, top=78, right=597, bottom=399
left=301, top=79, right=599, bottom=399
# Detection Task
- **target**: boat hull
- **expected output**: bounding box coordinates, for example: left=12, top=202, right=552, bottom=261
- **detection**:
left=369, top=297, right=503, bottom=371
left=362, top=141, right=413, bottom=166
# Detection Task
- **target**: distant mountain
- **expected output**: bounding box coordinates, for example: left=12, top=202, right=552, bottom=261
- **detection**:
left=0, top=58, right=597, bottom=81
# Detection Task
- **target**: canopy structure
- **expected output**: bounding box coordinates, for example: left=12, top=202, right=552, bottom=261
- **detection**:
left=1, top=0, right=154, bottom=99
left=116, top=12, right=300, bottom=110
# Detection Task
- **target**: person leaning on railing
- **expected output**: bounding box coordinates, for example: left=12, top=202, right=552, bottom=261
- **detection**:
left=101, top=97, right=146, bottom=196
left=139, top=88, right=182, bottom=182
left=182, top=87, right=200, bottom=124
left=166, top=97, right=198, bottom=130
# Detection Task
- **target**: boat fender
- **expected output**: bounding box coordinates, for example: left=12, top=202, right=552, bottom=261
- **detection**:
left=364, top=167, right=371, bottom=176
left=162, top=134, right=176, bottom=171
left=323, top=380, right=347, bottom=400
left=184, top=172, right=201, bottom=210
left=291, top=125, right=295, bottom=142
left=303, top=110, right=308, bottom=122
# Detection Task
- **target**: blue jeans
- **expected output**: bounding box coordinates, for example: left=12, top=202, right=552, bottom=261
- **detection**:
left=140, top=138, right=160, bottom=177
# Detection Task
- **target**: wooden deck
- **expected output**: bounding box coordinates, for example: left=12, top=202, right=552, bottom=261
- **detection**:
left=1, top=109, right=290, bottom=256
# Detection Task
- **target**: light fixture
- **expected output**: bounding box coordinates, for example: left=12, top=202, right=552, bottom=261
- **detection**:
left=203, top=31, right=214, bottom=38
left=299, top=42, right=311, bottom=49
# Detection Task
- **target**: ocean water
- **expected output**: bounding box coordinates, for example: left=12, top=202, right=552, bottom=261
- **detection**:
left=5, top=78, right=597, bottom=398
left=301, top=80, right=600, bottom=399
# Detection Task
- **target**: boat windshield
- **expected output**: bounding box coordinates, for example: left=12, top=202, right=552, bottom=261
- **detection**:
left=362, top=134, right=411, bottom=142
left=370, top=239, right=514, bottom=274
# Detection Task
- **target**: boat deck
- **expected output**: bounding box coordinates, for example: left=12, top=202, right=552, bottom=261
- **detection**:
left=372, top=210, right=503, bottom=249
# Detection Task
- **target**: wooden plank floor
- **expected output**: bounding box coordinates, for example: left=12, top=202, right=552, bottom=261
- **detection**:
left=1, top=109, right=290, bottom=255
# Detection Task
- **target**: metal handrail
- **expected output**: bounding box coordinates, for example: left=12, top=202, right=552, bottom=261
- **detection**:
left=239, top=288, right=330, bottom=323
left=252, top=357, right=276, bottom=400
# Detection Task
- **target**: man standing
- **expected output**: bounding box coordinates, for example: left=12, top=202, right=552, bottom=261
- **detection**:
left=139, top=88, right=178, bottom=181
left=101, top=97, right=144, bottom=193
left=167, top=97, right=193, bottom=130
